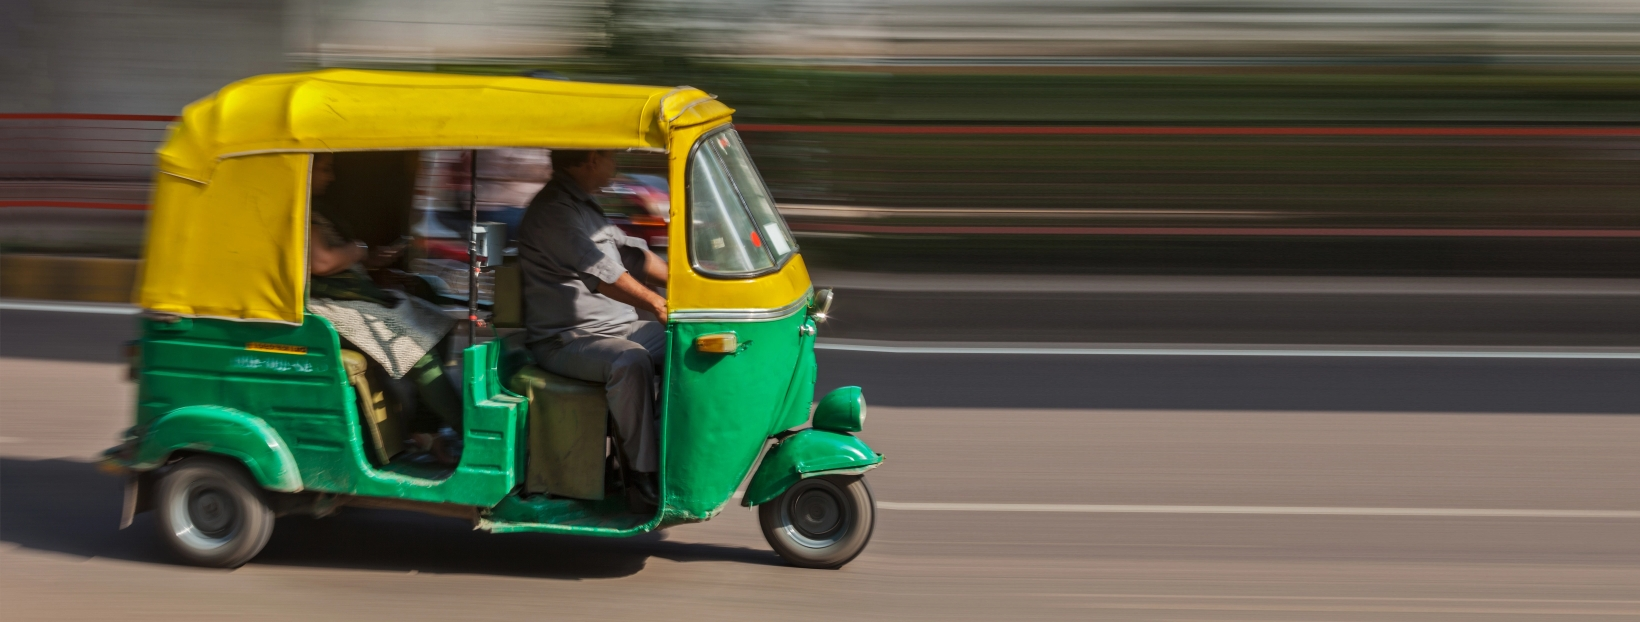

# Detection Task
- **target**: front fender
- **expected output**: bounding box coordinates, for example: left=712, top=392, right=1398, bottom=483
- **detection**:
left=742, top=429, right=883, bottom=507
left=132, top=406, right=303, bottom=492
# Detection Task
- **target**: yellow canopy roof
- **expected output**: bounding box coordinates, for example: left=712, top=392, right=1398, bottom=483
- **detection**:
left=139, top=69, right=735, bottom=323
left=157, top=69, right=732, bottom=182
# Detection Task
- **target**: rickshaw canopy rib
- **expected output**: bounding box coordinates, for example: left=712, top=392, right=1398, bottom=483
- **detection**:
left=138, top=69, right=734, bottom=323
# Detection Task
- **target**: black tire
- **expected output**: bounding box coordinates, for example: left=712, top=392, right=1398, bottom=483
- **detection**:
left=758, top=475, right=874, bottom=569
left=153, top=456, right=275, bottom=568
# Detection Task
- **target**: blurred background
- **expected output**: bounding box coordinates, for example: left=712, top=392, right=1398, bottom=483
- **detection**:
left=6, top=0, right=1640, bottom=280
left=6, top=0, right=1640, bottom=342
left=3, top=3, right=1639, bottom=619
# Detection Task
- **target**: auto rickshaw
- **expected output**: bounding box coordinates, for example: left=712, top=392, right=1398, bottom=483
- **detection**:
left=100, top=69, right=881, bottom=569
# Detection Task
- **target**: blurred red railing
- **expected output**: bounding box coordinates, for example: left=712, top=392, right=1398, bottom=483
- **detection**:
left=6, top=115, right=1640, bottom=239
left=0, top=113, right=176, bottom=211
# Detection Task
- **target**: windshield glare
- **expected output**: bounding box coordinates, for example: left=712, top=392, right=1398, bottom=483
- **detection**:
left=714, top=131, right=796, bottom=260
left=688, top=129, right=796, bottom=276
left=690, top=143, right=773, bottom=274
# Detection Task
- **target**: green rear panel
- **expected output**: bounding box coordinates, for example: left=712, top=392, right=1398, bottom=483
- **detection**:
left=134, top=315, right=524, bottom=507
left=133, top=307, right=821, bottom=533
left=137, top=316, right=350, bottom=478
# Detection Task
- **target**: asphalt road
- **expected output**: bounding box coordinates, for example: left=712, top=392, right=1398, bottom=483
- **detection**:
left=2, top=308, right=1638, bottom=620
left=812, top=272, right=1640, bottom=346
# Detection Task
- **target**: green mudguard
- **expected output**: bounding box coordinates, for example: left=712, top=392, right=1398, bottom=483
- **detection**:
left=741, top=429, right=882, bottom=507
left=131, top=406, right=303, bottom=492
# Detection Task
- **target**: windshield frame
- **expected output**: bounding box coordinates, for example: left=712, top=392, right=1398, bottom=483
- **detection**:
left=684, top=125, right=798, bottom=280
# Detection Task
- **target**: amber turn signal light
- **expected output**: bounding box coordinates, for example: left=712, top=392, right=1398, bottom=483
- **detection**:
left=694, top=332, right=738, bottom=354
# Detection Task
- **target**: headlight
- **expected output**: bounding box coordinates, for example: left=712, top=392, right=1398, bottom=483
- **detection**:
left=812, top=386, right=865, bottom=433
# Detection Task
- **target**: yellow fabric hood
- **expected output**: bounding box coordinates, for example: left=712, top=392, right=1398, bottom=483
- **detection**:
left=139, top=69, right=732, bottom=323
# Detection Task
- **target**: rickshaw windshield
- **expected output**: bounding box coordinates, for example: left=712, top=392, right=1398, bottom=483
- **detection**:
left=688, top=128, right=797, bottom=277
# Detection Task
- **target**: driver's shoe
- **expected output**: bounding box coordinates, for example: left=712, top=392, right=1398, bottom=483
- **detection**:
left=627, top=472, right=659, bottom=514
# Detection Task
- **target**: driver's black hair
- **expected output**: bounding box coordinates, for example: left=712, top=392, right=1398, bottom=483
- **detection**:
left=552, top=149, right=605, bottom=171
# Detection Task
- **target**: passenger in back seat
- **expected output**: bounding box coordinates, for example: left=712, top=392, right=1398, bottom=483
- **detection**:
left=308, top=153, right=464, bottom=463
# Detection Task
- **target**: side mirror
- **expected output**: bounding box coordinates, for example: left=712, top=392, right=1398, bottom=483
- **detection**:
left=811, top=288, right=835, bottom=323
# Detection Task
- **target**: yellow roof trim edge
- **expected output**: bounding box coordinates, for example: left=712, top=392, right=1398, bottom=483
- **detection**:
left=157, top=69, right=731, bottom=181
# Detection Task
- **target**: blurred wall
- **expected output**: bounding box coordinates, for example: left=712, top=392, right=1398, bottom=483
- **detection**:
left=10, top=0, right=1640, bottom=117
left=0, top=0, right=286, bottom=114
left=4, top=0, right=1640, bottom=277
left=284, top=0, right=593, bottom=67
left=0, top=0, right=596, bottom=115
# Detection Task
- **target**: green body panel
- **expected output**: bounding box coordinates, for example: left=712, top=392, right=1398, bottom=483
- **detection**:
left=742, top=428, right=884, bottom=507
left=122, top=301, right=849, bottom=535
left=128, top=315, right=524, bottom=507
left=657, top=313, right=816, bottom=523
left=133, top=405, right=303, bottom=491
left=481, top=494, right=650, bottom=535
left=480, top=311, right=819, bottom=535
left=774, top=322, right=820, bottom=435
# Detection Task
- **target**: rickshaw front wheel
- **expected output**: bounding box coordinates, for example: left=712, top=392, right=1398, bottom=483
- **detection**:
left=758, top=475, right=874, bottom=569
left=154, top=456, right=275, bottom=568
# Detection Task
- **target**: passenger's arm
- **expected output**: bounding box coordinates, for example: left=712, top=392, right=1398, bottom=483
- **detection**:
left=310, top=239, right=366, bottom=276
left=597, top=273, right=668, bottom=323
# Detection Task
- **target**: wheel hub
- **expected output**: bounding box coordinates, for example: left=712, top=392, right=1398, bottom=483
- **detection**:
left=791, top=488, right=842, bottom=539
left=188, top=487, right=237, bottom=539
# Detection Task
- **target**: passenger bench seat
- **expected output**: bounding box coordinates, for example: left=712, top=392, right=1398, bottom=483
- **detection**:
left=342, top=350, right=404, bottom=464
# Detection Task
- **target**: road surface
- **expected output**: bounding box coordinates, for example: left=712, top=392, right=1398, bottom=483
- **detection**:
left=2, top=307, right=1637, bottom=621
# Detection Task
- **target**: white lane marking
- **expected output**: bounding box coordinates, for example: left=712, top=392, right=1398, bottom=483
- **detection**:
left=817, top=342, right=1640, bottom=360
left=1031, top=594, right=1640, bottom=605
left=0, top=300, right=139, bottom=315
left=876, top=502, right=1640, bottom=518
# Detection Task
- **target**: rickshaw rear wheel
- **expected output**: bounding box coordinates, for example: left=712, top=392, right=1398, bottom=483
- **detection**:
left=154, top=456, right=275, bottom=568
left=758, top=475, right=874, bottom=569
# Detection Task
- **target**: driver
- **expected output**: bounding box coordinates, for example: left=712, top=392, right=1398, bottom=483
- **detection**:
left=517, top=149, right=669, bottom=510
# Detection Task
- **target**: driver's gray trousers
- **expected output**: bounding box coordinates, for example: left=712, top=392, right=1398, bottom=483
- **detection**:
left=527, top=321, right=667, bottom=473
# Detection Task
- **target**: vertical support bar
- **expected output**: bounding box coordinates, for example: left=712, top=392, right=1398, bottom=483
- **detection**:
left=467, top=149, right=479, bottom=345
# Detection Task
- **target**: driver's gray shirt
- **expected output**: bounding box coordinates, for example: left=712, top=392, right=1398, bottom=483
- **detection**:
left=518, top=176, right=649, bottom=346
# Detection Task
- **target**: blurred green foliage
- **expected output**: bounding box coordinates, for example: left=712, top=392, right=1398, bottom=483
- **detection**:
left=449, top=61, right=1640, bottom=125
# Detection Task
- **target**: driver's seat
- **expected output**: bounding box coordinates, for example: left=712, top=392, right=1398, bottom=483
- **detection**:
left=507, top=365, right=608, bottom=500
left=494, top=265, right=610, bottom=500
left=501, top=333, right=613, bottom=505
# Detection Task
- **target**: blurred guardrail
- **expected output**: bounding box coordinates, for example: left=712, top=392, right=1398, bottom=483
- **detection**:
left=5, top=114, right=1640, bottom=303
left=9, top=113, right=1640, bottom=231
left=740, top=123, right=1640, bottom=230
left=740, top=124, right=1640, bottom=276
left=0, top=113, right=167, bottom=208
left=0, top=114, right=163, bottom=265
left=0, top=114, right=163, bottom=301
